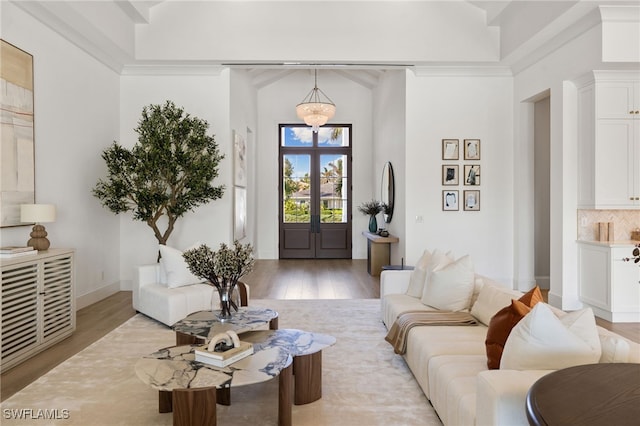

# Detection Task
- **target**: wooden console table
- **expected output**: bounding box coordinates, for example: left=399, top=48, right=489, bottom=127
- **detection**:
left=362, top=232, right=399, bottom=276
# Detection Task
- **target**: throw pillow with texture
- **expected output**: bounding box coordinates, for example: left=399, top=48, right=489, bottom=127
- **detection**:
left=421, top=255, right=475, bottom=311
left=485, top=286, right=543, bottom=369
left=159, top=244, right=204, bottom=288
left=500, top=303, right=602, bottom=370
left=470, top=283, right=523, bottom=326
left=417, top=249, right=454, bottom=300
left=405, top=250, right=432, bottom=298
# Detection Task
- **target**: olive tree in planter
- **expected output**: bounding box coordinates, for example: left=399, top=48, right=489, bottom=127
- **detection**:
left=93, top=101, right=225, bottom=247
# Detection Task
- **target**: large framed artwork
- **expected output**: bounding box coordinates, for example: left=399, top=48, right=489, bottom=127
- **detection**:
left=234, top=186, right=247, bottom=240
left=233, top=130, right=247, bottom=187
left=1, top=40, right=35, bottom=227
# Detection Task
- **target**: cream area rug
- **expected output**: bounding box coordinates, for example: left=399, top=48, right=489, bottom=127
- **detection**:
left=1, top=299, right=442, bottom=426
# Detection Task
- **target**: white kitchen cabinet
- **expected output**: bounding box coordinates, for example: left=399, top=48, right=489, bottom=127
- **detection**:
left=578, top=241, right=640, bottom=323
left=1, top=249, right=75, bottom=372
left=577, top=71, right=640, bottom=209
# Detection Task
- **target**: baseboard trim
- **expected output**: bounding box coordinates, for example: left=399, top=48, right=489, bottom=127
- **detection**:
left=75, top=282, right=121, bottom=310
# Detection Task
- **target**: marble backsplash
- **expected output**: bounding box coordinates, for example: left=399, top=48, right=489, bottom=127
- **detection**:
left=577, top=209, right=640, bottom=241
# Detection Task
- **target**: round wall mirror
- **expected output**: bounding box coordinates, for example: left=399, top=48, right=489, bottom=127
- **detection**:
left=380, top=162, right=395, bottom=223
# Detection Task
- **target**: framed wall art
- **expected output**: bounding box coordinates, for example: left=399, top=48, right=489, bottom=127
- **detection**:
left=464, top=139, right=480, bottom=160
left=233, top=130, right=247, bottom=187
left=442, top=165, right=459, bottom=186
left=464, top=190, right=480, bottom=211
left=0, top=40, right=35, bottom=227
left=442, top=139, right=459, bottom=160
left=234, top=186, right=247, bottom=240
left=464, top=165, right=480, bottom=186
left=442, top=190, right=459, bottom=211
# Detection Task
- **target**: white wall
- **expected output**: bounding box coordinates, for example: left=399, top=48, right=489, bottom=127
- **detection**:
left=534, top=96, right=551, bottom=289
left=405, top=69, right=515, bottom=284
left=373, top=71, right=407, bottom=264
left=513, top=23, right=611, bottom=309
left=255, top=70, right=374, bottom=259
left=230, top=70, right=258, bottom=246
left=118, top=69, right=233, bottom=286
left=0, top=2, right=121, bottom=308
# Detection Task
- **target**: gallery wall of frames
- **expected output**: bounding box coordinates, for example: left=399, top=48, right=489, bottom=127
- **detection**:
left=441, top=139, right=480, bottom=212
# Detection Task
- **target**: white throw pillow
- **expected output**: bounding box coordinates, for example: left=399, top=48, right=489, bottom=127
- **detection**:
left=405, top=250, right=432, bottom=298
left=500, top=303, right=602, bottom=370
left=421, top=255, right=475, bottom=311
left=159, top=244, right=204, bottom=288
left=470, top=283, right=523, bottom=326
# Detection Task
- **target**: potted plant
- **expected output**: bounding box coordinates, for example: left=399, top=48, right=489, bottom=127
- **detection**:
left=182, top=241, right=255, bottom=320
left=623, top=244, right=640, bottom=267
left=358, top=200, right=382, bottom=233
left=93, top=101, right=224, bottom=252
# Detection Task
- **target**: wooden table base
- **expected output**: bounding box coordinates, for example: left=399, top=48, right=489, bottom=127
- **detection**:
left=172, top=386, right=217, bottom=426
left=156, top=365, right=293, bottom=426
left=293, top=351, right=322, bottom=405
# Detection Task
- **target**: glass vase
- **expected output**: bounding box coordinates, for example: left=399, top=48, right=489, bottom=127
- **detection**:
left=212, top=282, right=240, bottom=321
left=368, top=215, right=378, bottom=233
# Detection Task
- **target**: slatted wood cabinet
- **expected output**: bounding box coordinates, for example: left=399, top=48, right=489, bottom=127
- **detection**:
left=1, top=248, right=75, bottom=372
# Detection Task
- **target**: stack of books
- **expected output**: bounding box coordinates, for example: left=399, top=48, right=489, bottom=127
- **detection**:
left=0, top=246, right=37, bottom=259
left=194, top=341, right=253, bottom=367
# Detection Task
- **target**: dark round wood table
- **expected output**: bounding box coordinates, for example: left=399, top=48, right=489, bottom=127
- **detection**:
left=526, top=363, right=640, bottom=426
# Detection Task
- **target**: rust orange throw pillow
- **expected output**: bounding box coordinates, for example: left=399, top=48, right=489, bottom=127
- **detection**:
left=485, top=286, right=543, bottom=369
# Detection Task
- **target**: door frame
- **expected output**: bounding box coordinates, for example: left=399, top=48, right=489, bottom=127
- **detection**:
left=278, top=124, right=352, bottom=259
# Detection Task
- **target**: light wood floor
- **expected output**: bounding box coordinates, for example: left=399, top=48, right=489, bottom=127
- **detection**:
left=1, top=259, right=638, bottom=402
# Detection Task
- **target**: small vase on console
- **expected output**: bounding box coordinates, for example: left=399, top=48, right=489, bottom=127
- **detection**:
left=358, top=200, right=382, bottom=234
left=368, top=215, right=378, bottom=233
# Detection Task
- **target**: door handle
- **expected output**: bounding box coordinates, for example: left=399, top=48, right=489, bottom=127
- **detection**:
left=310, top=215, right=321, bottom=233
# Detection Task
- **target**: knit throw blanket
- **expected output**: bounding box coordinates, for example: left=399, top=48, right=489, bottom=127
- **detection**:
left=385, top=310, right=478, bottom=355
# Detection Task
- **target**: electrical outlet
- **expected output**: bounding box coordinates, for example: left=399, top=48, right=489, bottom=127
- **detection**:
left=416, top=215, right=423, bottom=223
left=580, top=217, right=587, bottom=226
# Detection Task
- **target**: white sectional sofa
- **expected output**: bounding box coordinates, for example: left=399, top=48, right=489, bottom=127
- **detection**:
left=381, top=267, right=640, bottom=426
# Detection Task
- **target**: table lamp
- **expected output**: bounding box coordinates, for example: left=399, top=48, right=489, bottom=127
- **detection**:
left=20, top=204, right=56, bottom=251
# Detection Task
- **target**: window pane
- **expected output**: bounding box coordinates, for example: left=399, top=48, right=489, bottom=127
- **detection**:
left=281, top=126, right=314, bottom=147
left=320, top=154, right=347, bottom=223
left=283, top=154, right=311, bottom=223
left=318, top=126, right=349, bottom=147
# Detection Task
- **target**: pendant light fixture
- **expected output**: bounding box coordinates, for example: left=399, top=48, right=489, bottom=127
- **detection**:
left=296, top=70, right=336, bottom=132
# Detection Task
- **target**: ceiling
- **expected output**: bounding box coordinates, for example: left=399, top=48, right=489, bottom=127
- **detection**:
left=7, top=1, right=633, bottom=86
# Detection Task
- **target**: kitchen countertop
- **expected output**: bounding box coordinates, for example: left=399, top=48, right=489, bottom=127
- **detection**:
left=577, top=240, right=640, bottom=248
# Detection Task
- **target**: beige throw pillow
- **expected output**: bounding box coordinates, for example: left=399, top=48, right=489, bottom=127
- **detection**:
left=470, top=283, right=523, bottom=326
left=421, top=255, right=475, bottom=311
left=500, top=303, right=602, bottom=370
left=405, top=250, right=432, bottom=298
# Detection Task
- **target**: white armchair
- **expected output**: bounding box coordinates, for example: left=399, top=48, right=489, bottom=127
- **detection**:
left=132, top=263, right=249, bottom=326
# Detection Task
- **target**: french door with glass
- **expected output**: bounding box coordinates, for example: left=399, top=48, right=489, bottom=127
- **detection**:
left=278, top=124, right=352, bottom=259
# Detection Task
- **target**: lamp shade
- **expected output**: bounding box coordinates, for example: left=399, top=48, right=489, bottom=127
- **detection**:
left=20, top=204, right=57, bottom=223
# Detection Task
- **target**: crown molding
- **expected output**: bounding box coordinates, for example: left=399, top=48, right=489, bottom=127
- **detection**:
left=121, top=63, right=225, bottom=76
left=412, top=66, right=512, bottom=77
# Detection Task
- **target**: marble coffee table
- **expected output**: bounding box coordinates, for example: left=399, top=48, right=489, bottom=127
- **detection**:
left=241, top=329, right=337, bottom=405
left=135, top=344, right=293, bottom=426
left=172, top=307, right=279, bottom=345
